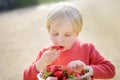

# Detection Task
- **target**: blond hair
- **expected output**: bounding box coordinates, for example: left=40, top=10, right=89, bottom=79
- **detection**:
left=46, top=3, right=83, bottom=36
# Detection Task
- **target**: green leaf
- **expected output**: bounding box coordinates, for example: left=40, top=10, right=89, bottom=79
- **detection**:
left=43, top=71, right=52, bottom=79
left=84, top=69, right=89, bottom=73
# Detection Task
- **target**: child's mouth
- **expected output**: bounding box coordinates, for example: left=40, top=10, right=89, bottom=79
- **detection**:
left=59, top=46, right=64, bottom=50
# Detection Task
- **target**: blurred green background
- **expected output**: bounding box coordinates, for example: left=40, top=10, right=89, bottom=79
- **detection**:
left=0, top=0, right=63, bottom=11
left=13, top=0, right=62, bottom=8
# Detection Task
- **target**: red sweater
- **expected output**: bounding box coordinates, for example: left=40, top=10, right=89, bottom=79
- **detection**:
left=24, top=40, right=115, bottom=80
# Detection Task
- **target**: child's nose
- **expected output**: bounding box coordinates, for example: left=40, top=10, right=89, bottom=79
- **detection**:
left=57, top=36, right=64, bottom=43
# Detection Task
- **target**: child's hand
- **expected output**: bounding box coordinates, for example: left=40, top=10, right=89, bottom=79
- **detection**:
left=68, top=60, right=85, bottom=73
left=36, top=49, right=60, bottom=72
left=68, top=60, right=93, bottom=80
left=41, top=49, right=60, bottom=65
left=81, top=66, right=93, bottom=80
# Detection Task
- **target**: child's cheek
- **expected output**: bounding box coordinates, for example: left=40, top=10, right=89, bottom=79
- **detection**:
left=50, top=36, right=58, bottom=44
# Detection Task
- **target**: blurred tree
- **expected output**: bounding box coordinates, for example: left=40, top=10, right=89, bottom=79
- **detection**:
left=0, top=0, right=63, bottom=11
left=38, top=0, right=62, bottom=4
left=13, top=0, right=63, bottom=8
left=0, top=0, right=14, bottom=11
left=13, top=0, right=39, bottom=8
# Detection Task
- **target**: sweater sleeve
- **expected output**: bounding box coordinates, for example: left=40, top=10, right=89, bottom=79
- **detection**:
left=23, top=48, right=49, bottom=80
left=24, top=64, right=39, bottom=80
left=89, top=43, right=115, bottom=79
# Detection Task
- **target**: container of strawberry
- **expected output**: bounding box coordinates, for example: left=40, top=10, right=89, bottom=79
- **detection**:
left=37, top=65, right=90, bottom=80
left=37, top=46, right=90, bottom=80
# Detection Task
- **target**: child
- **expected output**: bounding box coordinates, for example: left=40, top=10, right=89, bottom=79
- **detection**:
left=24, top=3, right=115, bottom=80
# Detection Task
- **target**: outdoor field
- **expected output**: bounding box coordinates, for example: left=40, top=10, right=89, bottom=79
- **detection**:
left=0, top=0, right=119, bottom=80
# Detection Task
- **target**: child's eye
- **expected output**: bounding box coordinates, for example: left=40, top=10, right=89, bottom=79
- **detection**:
left=53, top=33, right=59, bottom=36
left=65, top=34, right=71, bottom=37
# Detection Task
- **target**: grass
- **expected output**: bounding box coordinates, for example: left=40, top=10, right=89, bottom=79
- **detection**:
left=13, top=0, right=63, bottom=8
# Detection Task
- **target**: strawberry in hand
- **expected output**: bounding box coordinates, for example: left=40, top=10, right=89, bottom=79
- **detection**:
left=51, top=46, right=64, bottom=50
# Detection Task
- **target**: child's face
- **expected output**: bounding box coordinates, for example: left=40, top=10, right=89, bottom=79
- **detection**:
left=49, top=18, right=77, bottom=52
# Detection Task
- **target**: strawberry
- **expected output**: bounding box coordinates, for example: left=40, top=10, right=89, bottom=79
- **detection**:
left=80, top=69, right=85, bottom=75
left=46, top=65, right=51, bottom=72
left=61, top=66, right=72, bottom=74
left=74, top=72, right=80, bottom=77
left=42, top=65, right=86, bottom=80
left=47, top=65, right=60, bottom=73
left=62, top=76, right=67, bottom=80
left=54, top=71, right=63, bottom=79
left=80, top=69, right=89, bottom=80
left=51, top=46, right=64, bottom=50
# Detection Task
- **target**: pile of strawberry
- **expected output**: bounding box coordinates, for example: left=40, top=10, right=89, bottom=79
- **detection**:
left=37, top=46, right=89, bottom=80
left=38, top=65, right=89, bottom=80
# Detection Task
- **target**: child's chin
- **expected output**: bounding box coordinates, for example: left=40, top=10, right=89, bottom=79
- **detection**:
left=59, top=49, right=66, bottom=52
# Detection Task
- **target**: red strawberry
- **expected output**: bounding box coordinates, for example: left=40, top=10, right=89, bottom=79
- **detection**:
left=61, top=65, right=72, bottom=74
left=51, top=65, right=59, bottom=73
left=80, top=69, right=89, bottom=75
left=62, top=76, right=67, bottom=80
left=51, top=46, right=64, bottom=50
left=47, top=65, right=60, bottom=73
left=54, top=71, right=63, bottom=79
left=80, top=69, right=85, bottom=75
left=46, top=65, right=51, bottom=72
left=74, top=72, right=80, bottom=77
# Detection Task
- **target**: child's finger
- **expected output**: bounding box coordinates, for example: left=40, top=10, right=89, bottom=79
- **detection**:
left=55, top=50, right=60, bottom=53
left=47, top=49, right=58, bottom=55
left=50, top=50, right=60, bottom=59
